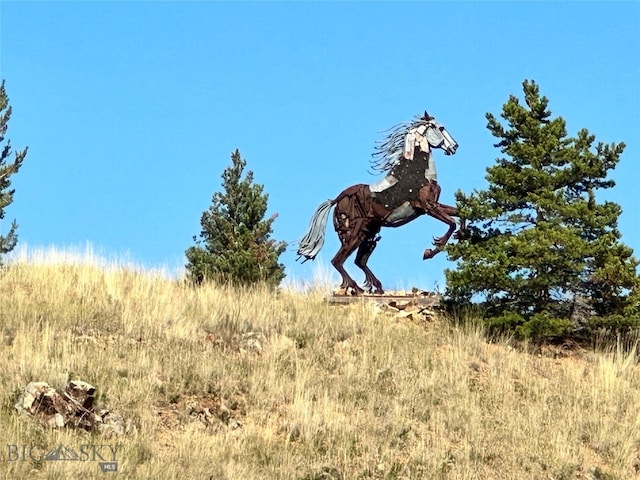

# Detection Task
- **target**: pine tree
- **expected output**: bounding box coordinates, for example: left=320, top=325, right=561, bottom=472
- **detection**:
left=0, top=81, right=28, bottom=258
left=446, top=80, right=638, bottom=337
left=185, top=149, right=287, bottom=287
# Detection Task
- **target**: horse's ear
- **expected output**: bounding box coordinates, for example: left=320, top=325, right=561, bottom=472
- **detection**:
left=423, top=110, right=430, bottom=120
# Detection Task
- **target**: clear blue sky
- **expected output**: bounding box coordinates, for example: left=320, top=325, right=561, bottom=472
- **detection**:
left=1, top=1, right=638, bottom=289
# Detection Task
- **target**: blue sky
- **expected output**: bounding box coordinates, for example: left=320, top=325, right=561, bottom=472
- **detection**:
left=1, top=1, right=638, bottom=289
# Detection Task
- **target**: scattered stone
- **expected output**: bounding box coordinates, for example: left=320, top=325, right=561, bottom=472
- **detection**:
left=388, top=300, right=411, bottom=310
left=75, top=334, right=98, bottom=344
left=389, top=303, right=438, bottom=323
left=98, top=410, right=127, bottom=437
left=240, top=331, right=264, bottom=354
left=204, top=330, right=266, bottom=355
left=328, top=289, right=441, bottom=312
left=155, top=392, right=246, bottom=432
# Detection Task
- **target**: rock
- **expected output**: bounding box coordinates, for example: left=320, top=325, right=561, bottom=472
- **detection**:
left=240, top=332, right=264, bottom=354
left=14, top=380, right=125, bottom=435
left=395, top=311, right=414, bottom=321
left=383, top=304, right=401, bottom=313
left=15, top=382, right=56, bottom=413
left=97, top=411, right=126, bottom=437
left=64, top=380, right=96, bottom=410
left=49, top=413, right=65, bottom=428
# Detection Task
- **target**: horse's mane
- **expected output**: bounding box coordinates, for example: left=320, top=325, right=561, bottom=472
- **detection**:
left=370, top=115, right=428, bottom=173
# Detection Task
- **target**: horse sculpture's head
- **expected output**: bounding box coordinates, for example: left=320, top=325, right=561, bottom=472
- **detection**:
left=370, top=110, right=458, bottom=172
left=420, top=110, right=458, bottom=156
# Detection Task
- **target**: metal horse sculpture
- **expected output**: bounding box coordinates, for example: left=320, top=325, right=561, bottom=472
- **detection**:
left=297, top=111, right=465, bottom=295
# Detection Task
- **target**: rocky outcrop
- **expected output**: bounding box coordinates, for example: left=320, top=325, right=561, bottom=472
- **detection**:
left=14, top=380, right=127, bottom=436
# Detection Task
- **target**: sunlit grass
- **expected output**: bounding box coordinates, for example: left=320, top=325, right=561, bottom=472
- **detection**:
left=1, top=247, right=639, bottom=479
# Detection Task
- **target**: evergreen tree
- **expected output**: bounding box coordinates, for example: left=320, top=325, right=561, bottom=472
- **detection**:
left=185, top=149, right=286, bottom=287
left=446, top=80, right=638, bottom=337
left=0, top=81, right=28, bottom=258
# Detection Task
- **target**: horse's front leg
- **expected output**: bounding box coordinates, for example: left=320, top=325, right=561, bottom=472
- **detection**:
left=435, top=203, right=466, bottom=240
left=415, top=182, right=465, bottom=259
left=423, top=203, right=458, bottom=260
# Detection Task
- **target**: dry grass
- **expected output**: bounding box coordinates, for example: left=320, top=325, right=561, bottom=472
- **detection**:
left=1, top=249, right=640, bottom=479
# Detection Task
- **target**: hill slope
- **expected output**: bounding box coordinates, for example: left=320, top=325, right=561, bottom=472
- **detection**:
left=1, top=260, right=639, bottom=479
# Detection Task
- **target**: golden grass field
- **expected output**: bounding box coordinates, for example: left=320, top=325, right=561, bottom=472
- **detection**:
left=1, top=248, right=639, bottom=479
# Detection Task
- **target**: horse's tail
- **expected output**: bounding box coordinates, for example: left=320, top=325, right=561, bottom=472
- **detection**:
left=296, top=199, right=335, bottom=262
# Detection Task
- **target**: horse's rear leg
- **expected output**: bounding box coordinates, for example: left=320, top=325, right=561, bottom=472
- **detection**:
left=331, top=237, right=364, bottom=295
left=355, top=232, right=383, bottom=294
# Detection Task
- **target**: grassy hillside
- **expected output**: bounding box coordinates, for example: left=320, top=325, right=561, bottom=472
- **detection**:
left=1, top=254, right=639, bottom=479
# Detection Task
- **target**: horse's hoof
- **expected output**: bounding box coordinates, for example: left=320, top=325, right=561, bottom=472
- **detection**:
left=423, top=249, right=436, bottom=260
left=348, top=286, right=364, bottom=296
